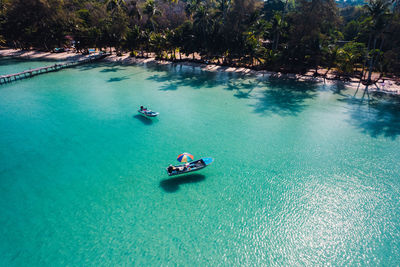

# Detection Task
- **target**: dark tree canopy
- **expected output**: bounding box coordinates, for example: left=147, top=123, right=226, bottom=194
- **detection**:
left=1, top=0, right=400, bottom=76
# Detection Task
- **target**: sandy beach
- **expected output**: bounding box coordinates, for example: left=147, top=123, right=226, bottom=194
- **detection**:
left=2, top=48, right=400, bottom=96
left=0, top=48, right=87, bottom=61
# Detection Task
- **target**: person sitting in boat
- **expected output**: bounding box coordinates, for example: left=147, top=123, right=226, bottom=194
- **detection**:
left=167, top=164, right=175, bottom=173
left=178, top=166, right=185, bottom=171
left=185, top=163, right=191, bottom=171
left=140, top=106, right=147, bottom=111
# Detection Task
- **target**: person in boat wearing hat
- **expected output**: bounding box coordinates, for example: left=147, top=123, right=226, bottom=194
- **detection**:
left=167, top=164, right=176, bottom=173
left=185, top=163, right=191, bottom=171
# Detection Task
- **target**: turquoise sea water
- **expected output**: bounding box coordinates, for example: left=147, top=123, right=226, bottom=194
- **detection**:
left=0, top=57, right=62, bottom=76
left=0, top=59, right=399, bottom=266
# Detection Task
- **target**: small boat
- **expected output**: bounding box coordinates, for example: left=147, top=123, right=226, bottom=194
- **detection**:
left=138, top=107, right=159, bottom=117
left=166, top=157, right=214, bottom=176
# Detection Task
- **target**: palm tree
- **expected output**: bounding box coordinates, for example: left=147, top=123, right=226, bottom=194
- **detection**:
left=175, top=21, right=196, bottom=60
left=124, top=24, right=141, bottom=52
left=193, top=3, right=212, bottom=58
left=165, top=29, right=176, bottom=59
left=185, top=0, right=202, bottom=19
left=139, top=29, right=150, bottom=57
left=392, top=0, right=400, bottom=13
left=271, top=11, right=286, bottom=50
left=269, top=0, right=291, bottom=51
left=126, top=0, right=141, bottom=21
left=321, top=45, right=339, bottom=82
left=143, top=0, right=161, bottom=32
left=149, top=32, right=166, bottom=58
left=364, top=0, right=391, bottom=84
left=106, top=0, right=127, bottom=14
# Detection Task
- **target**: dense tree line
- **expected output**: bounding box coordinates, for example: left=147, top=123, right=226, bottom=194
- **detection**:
left=1, top=0, right=400, bottom=80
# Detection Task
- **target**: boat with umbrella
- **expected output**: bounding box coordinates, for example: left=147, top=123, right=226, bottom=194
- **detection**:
left=166, top=153, right=214, bottom=176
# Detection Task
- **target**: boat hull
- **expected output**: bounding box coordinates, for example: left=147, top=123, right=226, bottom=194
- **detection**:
left=138, top=109, right=159, bottom=117
left=166, top=158, right=214, bottom=176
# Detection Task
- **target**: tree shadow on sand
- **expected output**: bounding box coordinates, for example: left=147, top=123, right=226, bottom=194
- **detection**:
left=159, top=174, right=206, bottom=193
left=341, top=97, right=400, bottom=139
left=250, top=78, right=319, bottom=116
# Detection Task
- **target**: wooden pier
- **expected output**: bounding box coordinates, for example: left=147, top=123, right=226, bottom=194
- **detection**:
left=0, top=53, right=109, bottom=85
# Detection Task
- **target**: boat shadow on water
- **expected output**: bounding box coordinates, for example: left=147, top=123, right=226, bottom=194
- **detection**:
left=133, top=114, right=155, bottom=125
left=159, top=174, right=206, bottom=193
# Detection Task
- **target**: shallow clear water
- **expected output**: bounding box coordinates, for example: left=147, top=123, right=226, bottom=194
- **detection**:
left=0, top=57, right=62, bottom=75
left=0, top=59, right=399, bottom=266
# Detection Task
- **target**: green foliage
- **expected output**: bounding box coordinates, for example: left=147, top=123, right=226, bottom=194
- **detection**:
left=1, top=0, right=400, bottom=76
left=149, top=31, right=166, bottom=57
left=3, top=0, right=70, bottom=49
left=336, top=42, right=366, bottom=74
left=344, top=20, right=361, bottom=40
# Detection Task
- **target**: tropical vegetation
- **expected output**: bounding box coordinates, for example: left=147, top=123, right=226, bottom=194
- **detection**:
left=1, top=0, right=400, bottom=82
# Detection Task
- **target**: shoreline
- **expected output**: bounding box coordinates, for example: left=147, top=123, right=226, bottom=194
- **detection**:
left=1, top=48, right=399, bottom=96
left=105, top=54, right=400, bottom=96
left=0, top=48, right=87, bottom=61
